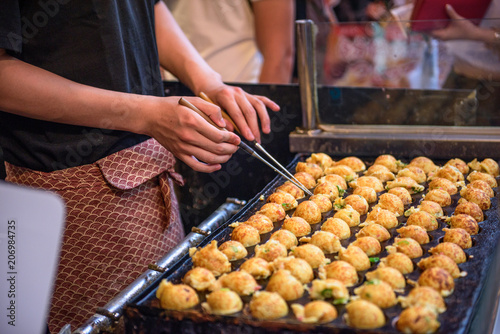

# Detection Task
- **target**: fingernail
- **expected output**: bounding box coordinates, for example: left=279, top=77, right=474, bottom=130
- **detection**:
left=246, top=131, right=255, bottom=141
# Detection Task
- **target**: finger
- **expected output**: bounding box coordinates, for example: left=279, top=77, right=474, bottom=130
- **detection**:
left=234, top=93, right=262, bottom=142
left=183, top=144, right=235, bottom=165
left=220, top=94, right=256, bottom=142
left=256, top=95, right=280, bottom=112
left=189, top=98, right=227, bottom=129
left=178, top=128, right=240, bottom=156
left=178, top=154, right=222, bottom=173
left=445, top=4, right=463, bottom=20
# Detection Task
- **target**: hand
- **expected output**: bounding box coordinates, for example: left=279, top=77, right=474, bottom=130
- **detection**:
left=429, top=5, right=481, bottom=41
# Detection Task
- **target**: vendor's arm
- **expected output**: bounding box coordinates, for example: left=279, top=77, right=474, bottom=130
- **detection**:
left=154, top=1, right=280, bottom=143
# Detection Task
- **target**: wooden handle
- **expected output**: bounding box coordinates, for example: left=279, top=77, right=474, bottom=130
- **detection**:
left=178, top=97, right=225, bottom=131
left=199, top=92, right=242, bottom=134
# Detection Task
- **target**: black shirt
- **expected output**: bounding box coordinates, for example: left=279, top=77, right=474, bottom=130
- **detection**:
left=0, top=0, right=163, bottom=171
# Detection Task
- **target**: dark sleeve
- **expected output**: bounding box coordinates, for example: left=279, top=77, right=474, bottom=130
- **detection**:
left=0, top=1, right=21, bottom=52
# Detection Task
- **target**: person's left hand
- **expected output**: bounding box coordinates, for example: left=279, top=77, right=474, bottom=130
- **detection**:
left=429, top=4, right=479, bottom=41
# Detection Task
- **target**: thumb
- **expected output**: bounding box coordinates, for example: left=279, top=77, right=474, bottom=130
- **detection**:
left=445, top=4, right=464, bottom=20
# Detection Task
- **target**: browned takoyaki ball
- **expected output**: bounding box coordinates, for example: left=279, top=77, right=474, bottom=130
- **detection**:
left=364, top=164, right=396, bottom=182
left=343, top=194, right=369, bottom=215
left=354, top=280, right=397, bottom=308
left=249, top=291, right=288, bottom=320
left=218, top=240, right=248, bottom=261
left=231, top=223, right=260, bottom=247
left=216, top=270, right=261, bottom=296
left=433, top=165, right=464, bottom=183
left=397, top=166, right=426, bottom=184
left=190, top=240, right=231, bottom=276
left=364, top=207, right=399, bottom=229
left=291, top=300, right=338, bottom=324
left=406, top=210, right=439, bottom=232
left=270, top=229, right=298, bottom=250
left=240, top=257, right=273, bottom=280
left=445, top=158, right=469, bottom=175
left=338, top=245, right=371, bottom=271
left=396, top=225, right=430, bottom=245
left=468, top=179, right=494, bottom=198
left=334, top=205, right=361, bottom=227
left=255, top=239, right=287, bottom=262
left=244, top=214, right=274, bottom=234
left=306, top=153, right=334, bottom=170
left=324, top=164, right=358, bottom=182
left=282, top=216, right=311, bottom=237
left=417, top=254, right=463, bottom=279
left=183, top=267, right=217, bottom=291
left=294, top=171, right=317, bottom=190
left=344, top=300, right=385, bottom=329
left=156, top=280, right=199, bottom=310
left=293, top=200, right=322, bottom=224
left=418, top=267, right=455, bottom=297
left=353, top=186, right=378, bottom=203
left=429, top=242, right=467, bottom=264
left=442, top=228, right=472, bottom=249
left=417, top=200, right=444, bottom=218
left=308, top=278, right=350, bottom=301
left=388, top=187, right=413, bottom=206
left=386, top=176, right=425, bottom=194
left=454, top=201, right=484, bottom=222
left=396, top=306, right=440, bottom=334
left=202, top=289, right=243, bottom=315
left=290, top=244, right=329, bottom=269
left=321, top=217, right=351, bottom=240
left=447, top=214, right=479, bottom=235
left=277, top=181, right=305, bottom=200
left=300, top=231, right=342, bottom=254
left=460, top=187, right=491, bottom=210
left=320, top=260, right=359, bottom=287
left=424, top=189, right=452, bottom=207
left=365, top=266, right=406, bottom=290
left=379, top=252, right=414, bottom=274
left=468, top=158, right=500, bottom=177
left=256, top=202, right=286, bottom=223
left=266, top=269, right=304, bottom=301
left=318, top=174, right=348, bottom=190
left=309, top=194, right=333, bottom=213
left=350, top=176, right=384, bottom=192
left=399, top=286, right=446, bottom=314
left=314, top=181, right=340, bottom=201
left=428, top=177, right=458, bottom=195
left=409, top=156, right=438, bottom=175
left=356, top=223, right=391, bottom=242
left=266, top=190, right=298, bottom=211
left=375, top=192, right=404, bottom=216
left=333, top=156, right=367, bottom=172
left=374, top=154, right=401, bottom=173
left=387, top=237, right=423, bottom=259
left=467, top=170, right=498, bottom=188
left=296, top=162, right=323, bottom=180
left=351, top=236, right=381, bottom=256
left=272, top=256, right=314, bottom=284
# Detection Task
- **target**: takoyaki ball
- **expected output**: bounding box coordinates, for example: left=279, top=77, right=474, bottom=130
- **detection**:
left=266, top=190, right=298, bottom=211
left=417, top=267, right=455, bottom=297
left=324, top=164, right=358, bottom=182
left=300, top=230, right=342, bottom=254
left=293, top=200, right=322, bottom=224
left=266, top=269, right=304, bottom=301
left=350, top=236, right=381, bottom=256
left=333, top=156, right=366, bottom=172
left=290, top=244, right=329, bottom=269
left=156, top=280, right=199, bottom=310
left=338, top=245, right=371, bottom=271
left=417, top=200, right=444, bottom=218
left=365, top=266, right=406, bottom=290
left=202, top=289, right=243, bottom=315
left=344, top=300, right=385, bottom=329
left=276, top=181, right=305, bottom=200
left=396, top=225, right=430, bottom=245
left=318, top=174, right=347, bottom=190
left=386, top=176, right=425, bottom=194
left=447, top=214, right=479, bottom=235
left=406, top=210, right=439, bottom=232
left=399, top=286, right=446, bottom=314
left=428, top=177, right=458, bottom=195
left=397, top=166, right=426, bottom=184
left=309, top=278, right=350, bottom=302
left=468, top=158, right=500, bottom=177
left=240, top=257, right=273, bottom=280
left=417, top=254, right=463, bottom=279
left=429, top=242, right=467, bottom=264
left=442, top=228, right=472, bottom=249
left=388, top=187, right=413, bottom=206
left=377, top=193, right=405, bottom=216
left=231, top=223, right=260, bottom=247
left=379, top=252, right=414, bottom=274
left=218, top=240, right=248, bottom=261
left=321, top=217, right=351, bottom=240
left=294, top=171, right=317, bottom=189
left=320, top=260, right=359, bottom=287
left=432, top=165, right=464, bottom=183
left=282, top=216, right=311, bottom=237
left=468, top=179, right=495, bottom=198
left=216, top=270, right=261, bottom=296
left=296, top=162, right=323, bottom=180
left=353, top=186, right=378, bottom=203
left=343, top=194, right=369, bottom=215
left=256, top=202, right=286, bottom=223
left=445, top=158, right=469, bottom=175
left=270, top=229, right=298, bottom=250
left=408, top=156, right=438, bottom=175
left=356, top=223, right=391, bottom=242
left=244, top=214, right=274, bottom=234
left=396, top=306, right=440, bottom=334
left=249, top=291, right=288, bottom=320
left=467, top=170, right=498, bottom=188
left=254, top=239, right=287, bottom=262
left=460, top=187, right=491, bottom=210
left=333, top=205, right=361, bottom=227
left=386, top=237, right=423, bottom=259
left=354, top=280, right=397, bottom=308
left=374, top=154, right=401, bottom=173
left=364, top=207, right=399, bottom=229
left=309, top=194, right=333, bottom=213
left=190, top=240, right=231, bottom=276
left=424, top=189, right=452, bottom=207
left=272, top=256, right=314, bottom=284
left=365, top=164, right=396, bottom=182
left=313, top=180, right=340, bottom=201
left=306, top=153, right=334, bottom=170
left=183, top=267, right=217, bottom=291
left=350, top=176, right=384, bottom=192
left=291, top=300, right=338, bottom=324
left=454, top=200, right=484, bottom=222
